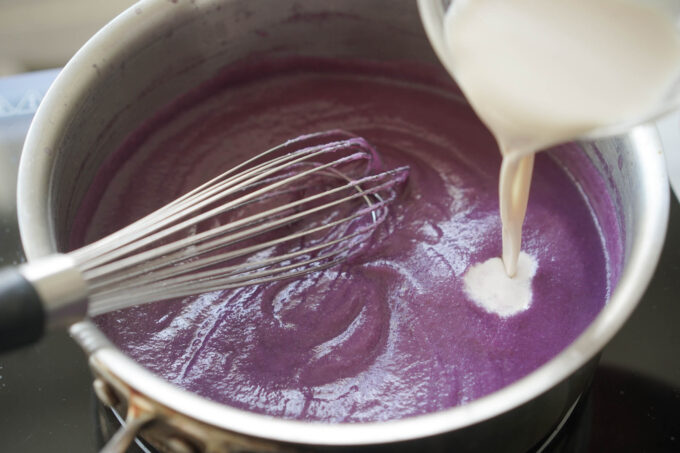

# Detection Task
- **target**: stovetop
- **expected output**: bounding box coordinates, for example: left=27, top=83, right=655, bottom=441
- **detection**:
left=0, top=70, right=679, bottom=453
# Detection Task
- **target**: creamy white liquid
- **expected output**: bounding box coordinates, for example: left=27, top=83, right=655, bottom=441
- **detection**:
left=464, top=252, right=537, bottom=317
left=444, top=0, right=680, bottom=276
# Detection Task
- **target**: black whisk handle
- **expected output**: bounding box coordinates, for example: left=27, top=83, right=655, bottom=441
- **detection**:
left=0, top=254, right=88, bottom=352
left=0, top=267, right=45, bottom=352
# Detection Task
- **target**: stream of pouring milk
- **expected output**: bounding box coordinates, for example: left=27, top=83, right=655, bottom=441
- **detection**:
left=443, top=0, right=680, bottom=315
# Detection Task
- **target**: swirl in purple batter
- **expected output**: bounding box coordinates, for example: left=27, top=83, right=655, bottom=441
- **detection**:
left=72, top=58, right=612, bottom=422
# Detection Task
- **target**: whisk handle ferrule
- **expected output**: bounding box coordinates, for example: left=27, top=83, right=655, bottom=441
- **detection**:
left=19, top=254, right=89, bottom=329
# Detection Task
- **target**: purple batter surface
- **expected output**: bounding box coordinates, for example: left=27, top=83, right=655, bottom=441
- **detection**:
left=72, top=59, right=613, bottom=422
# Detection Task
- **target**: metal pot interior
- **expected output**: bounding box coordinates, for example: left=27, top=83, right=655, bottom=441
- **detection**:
left=17, top=0, right=669, bottom=449
left=27, top=0, right=438, bottom=252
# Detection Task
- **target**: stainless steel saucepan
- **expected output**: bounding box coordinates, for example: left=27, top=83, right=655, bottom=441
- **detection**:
left=16, top=0, right=669, bottom=451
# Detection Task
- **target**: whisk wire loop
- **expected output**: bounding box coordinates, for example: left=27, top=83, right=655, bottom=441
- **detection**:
left=73, top=144, right=369, bottom=268
left=84, top=171, right=399, bottom=289
left=70, top=130, right=408, bottom=315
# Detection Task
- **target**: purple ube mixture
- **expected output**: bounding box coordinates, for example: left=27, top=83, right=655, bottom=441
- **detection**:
left=71, top=58, right=616, bottom=422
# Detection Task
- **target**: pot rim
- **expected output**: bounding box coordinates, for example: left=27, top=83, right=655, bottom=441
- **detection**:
left=16, top=0, right=670, bottom=446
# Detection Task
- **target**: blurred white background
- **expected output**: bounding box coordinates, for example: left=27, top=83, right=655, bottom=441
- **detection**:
left=0, top=0, right=135, bottom=223
left=0, top=0, right=137, bottom=75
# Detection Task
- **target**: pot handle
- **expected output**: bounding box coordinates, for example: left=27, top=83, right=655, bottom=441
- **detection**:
left=100, top=405, right=155, bottom=453
left=0, top=267, right=46, bottom=351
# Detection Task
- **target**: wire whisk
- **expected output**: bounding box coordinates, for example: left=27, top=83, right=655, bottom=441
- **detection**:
left=0, top=129, right=409, bottom=351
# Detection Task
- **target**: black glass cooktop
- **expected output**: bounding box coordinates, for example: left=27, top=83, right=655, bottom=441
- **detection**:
left=0, top=70, right=678, bottom=453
